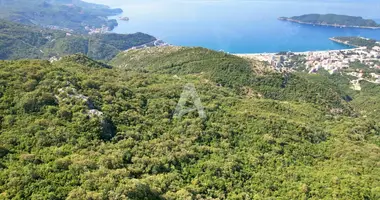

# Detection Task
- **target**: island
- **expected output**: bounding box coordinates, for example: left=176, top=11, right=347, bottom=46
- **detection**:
left=279, top=14, right=380, bottom=29
left=330, top=36, right=380, bottom=49
left=119, top=16, right=130, bottom=21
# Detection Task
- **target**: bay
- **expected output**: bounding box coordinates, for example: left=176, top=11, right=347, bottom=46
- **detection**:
left=88, top=0, right=380, bottom=53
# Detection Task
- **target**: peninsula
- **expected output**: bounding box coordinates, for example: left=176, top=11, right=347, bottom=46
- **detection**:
left=279, top=14, right=380, bottom=29
left=330, top=36, right=380, bottom=48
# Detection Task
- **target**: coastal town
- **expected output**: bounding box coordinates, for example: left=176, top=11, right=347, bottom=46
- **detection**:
left=235, top=37, right=380, bottom=90
left=86, top=25, right=112, bottom=34
left=44, top=24, right=113, bottom=35
left=125, top=39, right=171, bottom=51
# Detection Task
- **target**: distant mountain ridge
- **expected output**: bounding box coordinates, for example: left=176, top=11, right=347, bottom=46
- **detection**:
left=0, top=20, right=156, bottom=60
left=0, top=0, right=123, bottom=33
left=279, top=14, right=380, bottom=29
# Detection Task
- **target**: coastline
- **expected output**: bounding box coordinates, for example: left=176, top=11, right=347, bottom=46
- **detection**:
left=278, top=17, right=380, bottom=30
left=105, top=9, right=124, bottom=32
left=233, top=47, right=361, bottom=58
left=329, top=37, right=361, bottom=48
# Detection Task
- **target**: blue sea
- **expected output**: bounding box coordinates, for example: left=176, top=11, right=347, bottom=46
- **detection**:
left=90, top=0, right=380, bottom=53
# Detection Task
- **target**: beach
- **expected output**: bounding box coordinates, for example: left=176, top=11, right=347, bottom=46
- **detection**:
left=232, top=47, right=364, bottom=63
left=233, top=47, right=361, bottom=57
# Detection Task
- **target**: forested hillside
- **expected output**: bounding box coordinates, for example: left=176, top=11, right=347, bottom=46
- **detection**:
left=111, top=47, right=353, bottom=113
left=0, top=50, right=379, bottom=199
left=0, top=20, right=156, bottom=60
left=280, top=14, right=380, bottom=27
left=0, top=0, right=122, bottom=33
left=330, top=36, right=379, bottom=48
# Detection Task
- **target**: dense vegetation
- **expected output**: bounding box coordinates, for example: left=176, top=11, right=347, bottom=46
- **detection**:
left=280, top=14, right=380, bottom=27
left=0, top=0, right=122, bottom=33
left=331, top=36, right=379, bottom=49
left=0, top=49, right=379, bottom=199
left=322, top=61, right=380, bottom=119
left=111, top=47, right=352, bottom=112
left=0, top=20, right=156, bottom=60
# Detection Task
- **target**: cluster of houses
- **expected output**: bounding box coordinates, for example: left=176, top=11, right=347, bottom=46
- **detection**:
left=45, top=25, right=74, bottom=33
left=345, top=70, right=380, bottom=91
left=45, top=24, right=109, bottom=35
left=252, top=45, right=380, bottom=90
left=303, top=46, right=380, bottom=74
left=86, top=25, right=110, bottom=35
left=261, top=45, right=380, bottom=73
left=126, top=40, right=170, bottom=51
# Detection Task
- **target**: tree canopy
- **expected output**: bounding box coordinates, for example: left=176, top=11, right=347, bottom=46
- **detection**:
left=281, top=14, right=380, bottom=27
left=0, top=20, right=156, bottom=60
left=0, top=49, right=379, bottom=199
left=0, top=0, right=122, bottom=33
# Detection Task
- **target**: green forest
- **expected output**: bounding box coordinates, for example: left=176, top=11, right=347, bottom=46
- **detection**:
left=0, top=0, right=122, bottom=33
left=0, top=20, right=156, bottom=61
left=0, top=47, right=379, bottom=199
left=331, top=36, right=379, bottom=49
left=282, top=14, right=380, bottom=27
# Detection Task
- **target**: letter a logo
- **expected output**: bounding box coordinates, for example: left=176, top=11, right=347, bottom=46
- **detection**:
left=173, top=83, right=206, bottom=120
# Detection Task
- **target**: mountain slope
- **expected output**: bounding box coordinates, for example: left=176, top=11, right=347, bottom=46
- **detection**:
left=0, top=53, right=379, bottom=199
left=111, top=47, right=353, bottom=113
left=0, top=20, right=156, bottom=60
left=0, top=0, right=122, bottom=33
left=111, top=46, right=256, bottom=87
